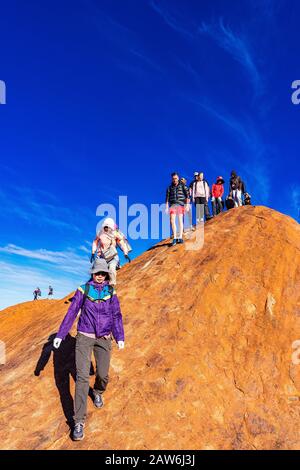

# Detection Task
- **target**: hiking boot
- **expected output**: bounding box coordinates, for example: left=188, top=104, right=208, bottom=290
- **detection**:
left=73, top=422, right=85, bottom=441
left=171, top=239, right=177, bottom=246
left=177, top=238, right=184, bottom=244
left=94, top=393, right=104, bottom=409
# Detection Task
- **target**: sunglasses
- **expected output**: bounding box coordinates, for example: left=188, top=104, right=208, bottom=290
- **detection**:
left=94, top=271, right=107, bottom=277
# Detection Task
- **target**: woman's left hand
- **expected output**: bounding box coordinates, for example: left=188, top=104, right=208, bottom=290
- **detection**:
left=118, top=341, right=125, bottom=350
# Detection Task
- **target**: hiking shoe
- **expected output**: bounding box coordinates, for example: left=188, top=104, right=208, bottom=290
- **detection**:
left=171, top=239, right=177, bottom=246
left=94, top=393, right=104, bottom=409
left=177, top=238, right=184, bottom=244
left=73, top=423, right=85, bottom=441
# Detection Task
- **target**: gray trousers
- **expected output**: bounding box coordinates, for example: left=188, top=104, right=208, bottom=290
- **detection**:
left=74, top=333, right=112, bottom=424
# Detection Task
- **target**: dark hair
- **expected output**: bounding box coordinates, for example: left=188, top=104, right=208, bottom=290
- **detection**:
left=171, top=172, right=179, bottom=177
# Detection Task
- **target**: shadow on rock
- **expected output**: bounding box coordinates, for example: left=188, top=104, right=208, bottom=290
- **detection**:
left=34, top=333, right=76, bottom=428
left=34, top=333, right=96, bottom=430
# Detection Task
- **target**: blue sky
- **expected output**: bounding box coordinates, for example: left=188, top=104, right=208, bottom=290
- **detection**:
left=0, top=0, right=300, bottom=309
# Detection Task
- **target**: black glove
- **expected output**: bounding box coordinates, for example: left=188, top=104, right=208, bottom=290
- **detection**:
left=125, top=254, right=131, bottom=263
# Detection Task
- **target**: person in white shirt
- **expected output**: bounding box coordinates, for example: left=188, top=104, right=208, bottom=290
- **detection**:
left=191, top=172, right=212, bottom=223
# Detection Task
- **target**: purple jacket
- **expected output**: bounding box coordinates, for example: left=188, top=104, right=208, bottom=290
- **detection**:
left=56, top=280, right=125, bottom=342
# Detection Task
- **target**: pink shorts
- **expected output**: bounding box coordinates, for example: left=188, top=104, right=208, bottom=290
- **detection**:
left=169, top=205, right=185, bottom=216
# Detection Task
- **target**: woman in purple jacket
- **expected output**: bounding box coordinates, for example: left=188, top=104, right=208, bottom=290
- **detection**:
left=53, top=258, right=125, bottom=441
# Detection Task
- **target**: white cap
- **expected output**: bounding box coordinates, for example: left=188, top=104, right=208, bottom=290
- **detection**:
left=194, top=171, right=199, bottom=176
left=102, top=217, right=116, bottom=230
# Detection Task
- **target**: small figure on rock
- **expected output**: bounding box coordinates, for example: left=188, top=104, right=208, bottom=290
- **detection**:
left=225, top=195, right=235, bottom=211
left=180, top=176, right=194, bottom=232
left=191, top=172, right=212, bottom=223
left=166, top=172, right=190, bottom=246
left=91, top=218, right=132, bottom=286
left=211, top=176, right=225, bottom=216
left=229, top=170, right=246, bottom=207
left=244, top=192, right=252, bottom=205
left=33, top=287, right=41, bottom=301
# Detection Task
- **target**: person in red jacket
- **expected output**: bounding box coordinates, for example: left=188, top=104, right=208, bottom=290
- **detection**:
left=211, top=176, right=225, bottom=216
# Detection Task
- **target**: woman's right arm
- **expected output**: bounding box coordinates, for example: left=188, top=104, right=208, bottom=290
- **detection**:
left=56, top=288, right=84, bottom=340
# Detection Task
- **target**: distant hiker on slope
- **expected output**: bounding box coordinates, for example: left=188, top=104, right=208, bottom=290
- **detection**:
left=91, top=218, right=131, bottom=286
left=244, top=192, right=252, bottom=205
left=211, top=176, right=225, bottom=216
left=189, top=172, right=199, bottom=193
left=33, top=287, right=41, bottom=301
left=229, top=170, right=245, bottom=207
left=53, top=258, right=125, bottom=442
left=190, top=172, right=212, bottom=223
left=48, top=286, right=54, bottom=298
left=166, top=172, right=190, bottom=246
left=225, top=195, right=235, bottom=210
left=180, top=176, right=194, bottom=232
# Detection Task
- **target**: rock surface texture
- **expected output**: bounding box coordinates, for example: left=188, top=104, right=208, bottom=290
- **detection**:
left=1, top=206, right=300, bottom=450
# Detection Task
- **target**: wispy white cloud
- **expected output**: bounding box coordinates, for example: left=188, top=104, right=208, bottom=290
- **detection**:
left=149, top=0, right=194, bottom=39
left=78, top=245, right=91, bottom=254
left=129, top=49, right=164, bottom=73
left=185, top=96, right=270, bottom=202
left=0, top=244, right=90, bottom=276
left=174, top=56, right=202, bottom=85
left=198, top=18, right=263, bottom=96
left=0, top=185, right=84, bottom=232
left=87, top=1, right=163, bottom=78
left=149, top=3, right=263, bottom=97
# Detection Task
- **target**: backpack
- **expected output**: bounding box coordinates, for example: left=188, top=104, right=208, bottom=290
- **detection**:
left=81, top=283, right=114, bottom=308
left=192, top=179, right=209, bottom=197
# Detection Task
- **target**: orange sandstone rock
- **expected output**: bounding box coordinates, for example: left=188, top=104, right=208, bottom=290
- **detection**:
left=1, top=206, right=300, bottom=450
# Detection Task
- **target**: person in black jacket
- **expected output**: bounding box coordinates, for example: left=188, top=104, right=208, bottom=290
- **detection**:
left=229, top=170, right=246, bottom=207
left=166, top=173, right=190, bottom=246
left=180, top=177, right=194, bottom=231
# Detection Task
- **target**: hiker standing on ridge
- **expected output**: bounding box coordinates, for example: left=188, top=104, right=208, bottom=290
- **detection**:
left=33, top=287, right=41, bottom=301
left=48, top=286, right=54, bottom=298
left=211, top=176, right=225, bottom=216
left=225, top=194, right=235, bottom=210
left=166, top=172, right=190, bottom=246
left=53, top=258, right=125, bottom=442
left=191, top=172, right=212, bottom=223
left=189, top=172, right=199, bottom=193
left=229, top=170, right=245, bottom=207
left=180, top=177, right=194, bottom=232
left=91, top=218, right=132, bottom=286
left=244, top=192, right=252, bottom=205
left=189, top=172, right=199, bottom=229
